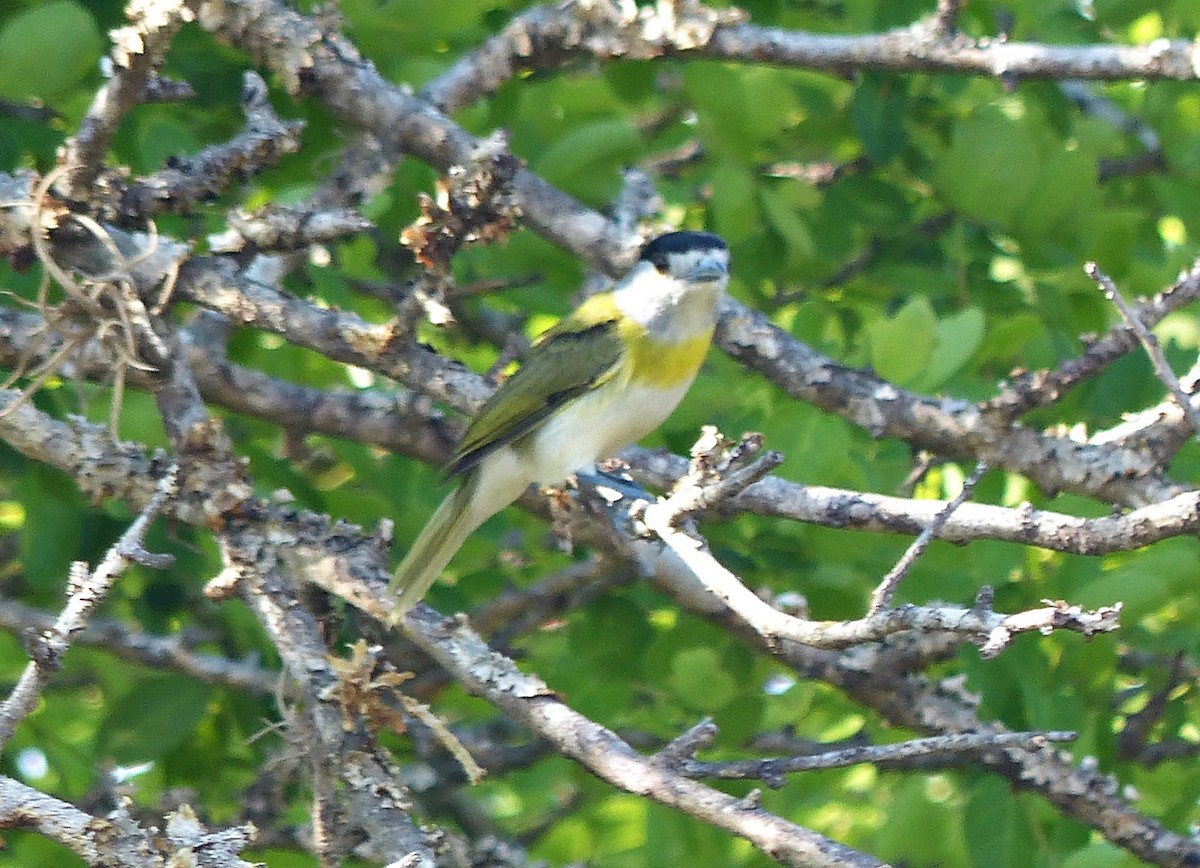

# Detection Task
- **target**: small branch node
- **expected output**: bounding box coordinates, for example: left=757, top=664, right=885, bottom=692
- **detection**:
left=656, top=718, right=719, bottom=765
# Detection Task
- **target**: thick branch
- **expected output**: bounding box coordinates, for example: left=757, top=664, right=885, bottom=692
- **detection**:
left=423, top=3, right=1200, bottom=115
left=398, top=606, right=882, bottom=868
left=222, top=540, right=438, bottom=864
left=715, top=300, right=1178, bottom=507
left=628, top=447, right=1200, bottom=554
left=636, top=499, right=1119, bottom=654
left=4, top=302, right=1198, bottom=559
left=0, top=775, right=256, bottom=867
left=705, top=22, right=1200, bottom=82
left=174, top=255, right=493, bottom=412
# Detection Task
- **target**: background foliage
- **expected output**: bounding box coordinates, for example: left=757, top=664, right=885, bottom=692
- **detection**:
left=1, top=0, right=1199, bottom=866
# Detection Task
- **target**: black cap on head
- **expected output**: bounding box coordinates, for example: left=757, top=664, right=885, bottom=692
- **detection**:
left=639, top=230, right=728, bottom=273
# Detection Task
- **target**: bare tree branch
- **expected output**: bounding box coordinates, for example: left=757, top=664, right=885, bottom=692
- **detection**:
left=637, top=494, right=1120, bottom=653
left=59, top=0, right=193, bottom=200
left=715, top=299, right=1180, bottom=507
left=0, top=599, right=279, bottom=695
left=422, top=1, right=1200, bottom=117
left=397, top=605, right=884, bottom=868
left=868, top=461, right=988, bottom=614
left=703, top=19, right=1200, bottom=82
left=0, top=776, right=257, bottom=867
left=668, top=725, right=1076, bottom=787
left=0, top=462, right=177, bottom=751
left=1087, top=261, right=1200, bottom=439
left=114, top=71, right=306, bottom=223
left=985, top=259, right=1200, bottom=420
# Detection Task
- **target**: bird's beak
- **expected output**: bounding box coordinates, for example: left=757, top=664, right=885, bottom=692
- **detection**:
left=688, top=253, right=729, bottom=283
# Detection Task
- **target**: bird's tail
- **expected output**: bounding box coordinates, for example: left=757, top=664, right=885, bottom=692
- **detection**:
left=390, top=478, right=483, bottom=617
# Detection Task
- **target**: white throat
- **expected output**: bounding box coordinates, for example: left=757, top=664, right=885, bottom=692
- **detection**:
left=613, top=261, right=727, bottom=341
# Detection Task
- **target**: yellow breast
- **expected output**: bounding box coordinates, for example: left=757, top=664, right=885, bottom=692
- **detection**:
left=620, top=319, right=714, bottom=389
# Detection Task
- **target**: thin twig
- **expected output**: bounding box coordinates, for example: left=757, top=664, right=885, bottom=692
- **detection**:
left=1086, top=262, right=1200, bottom=440
left=0, top=598, right=279, bottom=695
left=677, top=729, right=1077, bottom=787
left=868, top=461, right=989, bottom=614
left=0, top=463, right=178, bottom=750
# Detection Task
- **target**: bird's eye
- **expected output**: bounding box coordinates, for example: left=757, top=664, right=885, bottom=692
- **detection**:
left=650, top=252, right=670, bottom=273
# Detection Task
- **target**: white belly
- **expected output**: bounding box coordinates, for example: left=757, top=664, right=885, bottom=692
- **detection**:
left=467, top=371, right=694, bottom=526
left=488, top=373, right=690, bottom=489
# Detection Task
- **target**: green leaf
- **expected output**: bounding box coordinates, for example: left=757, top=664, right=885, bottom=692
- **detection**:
left=1089, top=0, right=1161, bottom=28
left=1079, top=543, right=1186, bottom=622
left=850, top=72, right=908, bottom=163
left=1016, top=146, right=1099, bottom=240
left=682, top=62, right=754, bottom=159
left=915, top=307, right=986, bottom=391
left=591, top=795, right=648, bottom=856
left=98, top=675, right=213, bottom=763
left=538, top=816, right=595, bottom=862
left=934, top=101, right=1041, bottom=224
left=965, top=776, right=1021, bottom=868
left=669, top=647, right=737, bottom=711
left=740, top=67, right=803, bottom=143
left=16, top=464, right=83, bottom=592
left=1084, top=207, right=1143, bottom=278
left=868, top=295, right=937, bottom=386
left=342, top=0, right=492, bottom=52
left=134, top=117, right=202, bottom=175
left=533, top=120, right=641, bottom=200
left=976, top=311, right=1045, bottom=366
left=3, top=833, right=82, bottom=868
left=569, top=596, right=652, bottom=673
left=876, top=777, right=968, bottom=865
left=759, top=185, right=816, bottom=263
left=0, top=2, right=102, bottom=101
left=1060, top=842, right=1136, bottom=868
left=708, top=161, right=759, bottom=243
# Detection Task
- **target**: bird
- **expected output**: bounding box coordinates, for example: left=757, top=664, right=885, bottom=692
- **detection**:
left=390, top=229, right=731, bottom=615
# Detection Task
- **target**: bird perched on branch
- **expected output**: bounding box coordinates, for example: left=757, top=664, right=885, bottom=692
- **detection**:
left=391, top=230, right=731, bottom=615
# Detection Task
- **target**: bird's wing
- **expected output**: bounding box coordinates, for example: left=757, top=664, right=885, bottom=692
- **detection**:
left=444, top=309, right=624, bottom=478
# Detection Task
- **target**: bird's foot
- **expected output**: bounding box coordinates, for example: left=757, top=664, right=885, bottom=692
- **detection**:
left=574, top=464, right=652, bottom=505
